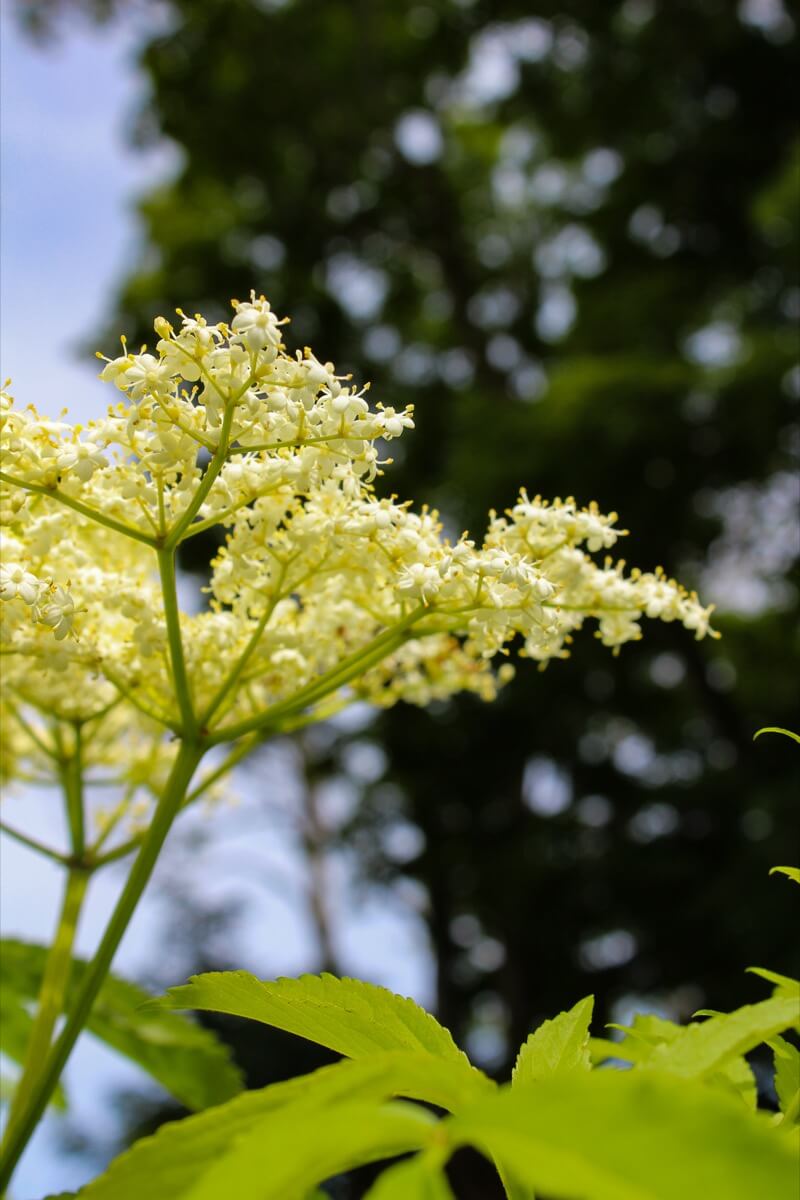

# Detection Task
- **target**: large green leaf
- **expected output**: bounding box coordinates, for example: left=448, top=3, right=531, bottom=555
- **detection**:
left=448, top=1070, right=798, bottom=1200
left=512, top=995, right=593, bottom=1085
left=186, top=1100, right=433, bottom=1200
left=650, top=995, right=800, bottom=1078
left=0, top=941, right=242, bottom=1111
left=363, top=1156, right=455, bottom=1198
left=66, top=1053, right=440, bottom=1200
left=156, top=970, right=488, bottom=1108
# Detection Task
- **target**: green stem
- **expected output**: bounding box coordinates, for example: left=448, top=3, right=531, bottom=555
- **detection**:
left=8, top=706, right=58, bottom=759
left=0, top=740, right=204, bottom=1193
left=3, top=870, right=89, bottom=1145
left=63, top=723, right=85, bottom=857
left=165, top=383, right=242, bottom=548
left=200, top=572, right=286, bottom=728
left=208, top=608, right=426, bottom=745
left=157, top=548, right=196, bottom=735
left=0, top=821, right=69, bottom=866
left=0, top=470, right=157, bottom=547
left=100, top=662, right=180, bottom=732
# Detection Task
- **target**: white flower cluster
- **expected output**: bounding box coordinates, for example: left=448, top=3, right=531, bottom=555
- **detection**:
left=0, top=293, right=715, bottom=788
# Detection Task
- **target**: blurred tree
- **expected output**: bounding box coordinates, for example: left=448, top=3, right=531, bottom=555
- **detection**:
left=18, top=0, right=800, bottom=1115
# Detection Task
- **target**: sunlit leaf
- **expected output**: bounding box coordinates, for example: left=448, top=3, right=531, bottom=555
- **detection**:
left=747, top=967, right=800, bottom=996
left=448, top=1070, right=797, bottom=1199
left=753, top=727, right=800, bottom=744
left=512, top=995, right=593, bottom=1084
left=155, top=970, right=488, bottom=1109
left=70, top=1054, right=439, bottom=1200
left=770, top=1035, right=800, bottom=1123
left=649, top=995, right=800, bottom=1077
left=596, top=1012, right=755, bottom=1105
left=769, top=866, right=800, bottom=885
left=363, top=1156, right=455, bottom=1198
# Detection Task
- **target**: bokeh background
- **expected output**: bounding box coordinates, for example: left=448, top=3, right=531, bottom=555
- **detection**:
left=2, top=1, right=799, bottom=1196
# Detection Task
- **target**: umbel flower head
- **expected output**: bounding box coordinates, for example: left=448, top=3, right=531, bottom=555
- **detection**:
left=0, top=293, right=715, bottom=794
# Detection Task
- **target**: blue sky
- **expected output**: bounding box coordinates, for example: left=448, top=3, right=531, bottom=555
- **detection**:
left=1, top=7, right=176, bottom=419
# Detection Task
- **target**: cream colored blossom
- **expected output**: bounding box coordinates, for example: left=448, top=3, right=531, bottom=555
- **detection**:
left=0, top=292, right=716, bottom=842
left=0, top=561, right=40, bottom=605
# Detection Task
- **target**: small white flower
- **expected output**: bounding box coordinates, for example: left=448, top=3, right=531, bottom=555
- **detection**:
left=56, top=441, right=109, bottom=482
left=0, top=562, right=40, bottom=605
left=231, top=296, right=282, bottom=352
left=396, top=562, right=441, bottom=603
left=36, top=585, right=76, bottom=640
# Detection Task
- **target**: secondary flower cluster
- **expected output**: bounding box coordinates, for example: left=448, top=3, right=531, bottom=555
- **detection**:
left=1, top=293, right=715, bottom=791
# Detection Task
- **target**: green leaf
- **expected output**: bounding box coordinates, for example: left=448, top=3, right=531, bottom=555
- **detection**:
left=448, top=1070, right=798, bottom=1200
left=596, top=1013, right=756, bottom=1107
left=769, top=866, right=800, bottom=885
left=512, top=995, right=593, bottom=1084
left=770, top=1035, right=800, bottom=1122
left=186, top=1100, right=434, bottom=1200
left=708, top=1056, right=758, bottom=1110
left=155, top=970, right=488, bottom=1109
left=364, top=1156, right=455, bottom=1198
left=0, top=941, right=242, bottom=1111
left=650, top=995, right=800, bottom=1078
left=0, top=993, right=67, bottom=1109
left=72, top=1054, right=439, bottom=1200
left=747, top=966, right=800, bottom=996
left=753, top=727, right=800, bottom=744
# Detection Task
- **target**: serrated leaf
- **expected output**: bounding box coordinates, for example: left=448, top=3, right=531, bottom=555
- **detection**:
left=71, top=1053, right=439, bottom=1200
left=770, top=1035, right=800, bottom=1122
left=364, top=1156, right=455, bottom=1198
left=649, top=995, right=800, bottom=1078
left=0, top=941, right=242, bottom=1111
left=770, top=866, right=800, bottom=885
left=448, top=1070, right=798, bottom=1200
left=156, top=970, right=487, bottom=1109
left=512, top=996, right=593, bottom=1085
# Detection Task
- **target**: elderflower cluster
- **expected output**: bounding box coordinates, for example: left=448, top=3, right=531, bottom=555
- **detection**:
left=1, top=293, right=715, bottom=790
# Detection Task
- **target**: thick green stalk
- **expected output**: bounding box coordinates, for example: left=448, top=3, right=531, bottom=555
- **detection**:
left=2, top=870, right=89, bottom=1145
left=0, top=740, right=204, bottom=1192
left=157, top=548, right=196, bottom=735
left=63, top=723, right=85, bottom=857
